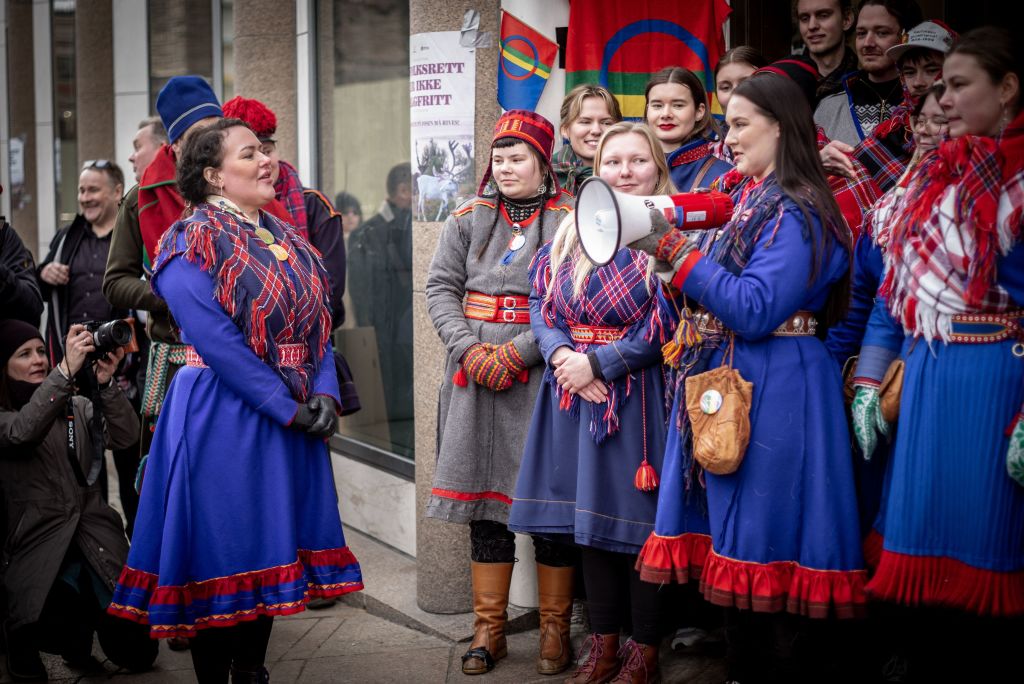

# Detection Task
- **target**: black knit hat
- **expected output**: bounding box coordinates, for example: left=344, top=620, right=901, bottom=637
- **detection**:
left=757, top=55, right=822, bottom=107
left=0, top=319, right=44, bottom=371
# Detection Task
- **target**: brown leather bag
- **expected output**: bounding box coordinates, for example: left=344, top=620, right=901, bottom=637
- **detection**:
left=684, top=337, right=754, bottom=475
left=878, top=359, right=904, bottom=423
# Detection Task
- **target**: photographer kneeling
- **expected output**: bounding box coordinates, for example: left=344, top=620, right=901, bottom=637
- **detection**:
left=0, top=319, right=157, bottom=681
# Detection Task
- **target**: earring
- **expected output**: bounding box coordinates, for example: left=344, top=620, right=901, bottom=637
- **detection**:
left=537, top=182, right=547, bottom=196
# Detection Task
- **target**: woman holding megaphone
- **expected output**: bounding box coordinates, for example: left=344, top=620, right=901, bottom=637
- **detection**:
left=631, top=73, right=867, bottom=680
left=509, top=122, right=680, bottom=683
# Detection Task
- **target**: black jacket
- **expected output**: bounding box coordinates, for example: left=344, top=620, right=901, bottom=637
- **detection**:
left=0, top=219, right=43, bottom=327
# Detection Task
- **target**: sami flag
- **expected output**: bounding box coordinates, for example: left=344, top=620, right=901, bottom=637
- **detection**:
left=498, top=11, right=559, bottom=112
left=565, top=0, right=731, bottom=120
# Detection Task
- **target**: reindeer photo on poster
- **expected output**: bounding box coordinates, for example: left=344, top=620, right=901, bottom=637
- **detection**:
left=410, top=30, right=476, bottom=222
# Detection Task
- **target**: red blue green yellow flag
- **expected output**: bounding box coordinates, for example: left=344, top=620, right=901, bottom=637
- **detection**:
left=498, top=11, right=559, bottom=112
left=565, top=0, right=731, bottom=119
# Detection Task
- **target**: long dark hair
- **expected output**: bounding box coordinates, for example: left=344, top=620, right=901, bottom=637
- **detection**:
left=732, top=73, right=852, bottom=325
left=176, top=118, right=251, bottom=205
left=644, top=67, right=718, bottom=141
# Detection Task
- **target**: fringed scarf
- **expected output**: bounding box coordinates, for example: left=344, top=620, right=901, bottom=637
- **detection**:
left=879, top=111, right=1024, bottom=341
left=151, top=199, right=332, bottom=401
left=550, top=145, right=592, bottom=197
left=274, top=160, right=309, bottom=239
left=662, top=175, right=788, bottom=487
left=529, top=243, right=673, bottom=444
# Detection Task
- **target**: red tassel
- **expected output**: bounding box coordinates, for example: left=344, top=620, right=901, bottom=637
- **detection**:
left=517, top=369, right=529, bottom=384
left=453, top=365, right=468, bottom=387
left=635, top=459, right=659, bottom=492
left=559, top=390, right=572, bottom=411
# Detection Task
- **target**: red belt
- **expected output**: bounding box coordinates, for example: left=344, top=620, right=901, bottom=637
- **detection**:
left=464, top=291, right=531, bottom=324
left=185, top=343, right=309, bottom=368
left=568, top=325, right=626, bottom=346
left=949, top=311, right=1024, bottom=350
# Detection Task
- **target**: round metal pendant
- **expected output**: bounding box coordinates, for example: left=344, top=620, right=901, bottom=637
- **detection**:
left=255, top=227, right=276, bottom=245
left=269, top=244, right=289, bottom=261
left=508, top=234, right=527, bottom=251
left=700, top=389, right=723, bottom=415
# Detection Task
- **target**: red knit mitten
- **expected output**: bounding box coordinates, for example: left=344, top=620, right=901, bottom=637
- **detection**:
left=493, top=340, right=529, bottom=383
left=459, top=343, right=513, bottom=391
left=654, top=229, right=695, bottom=270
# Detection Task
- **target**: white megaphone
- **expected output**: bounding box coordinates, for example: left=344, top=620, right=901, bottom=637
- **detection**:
left=574, top=177, right=734, bottom=267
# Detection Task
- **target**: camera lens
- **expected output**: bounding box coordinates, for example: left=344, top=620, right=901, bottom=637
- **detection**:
left=92, top=320, right=132, bottom=350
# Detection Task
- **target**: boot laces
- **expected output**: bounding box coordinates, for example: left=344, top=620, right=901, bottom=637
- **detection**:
left=571, top=634, right=605, bottom=677
left=610, top=640, right=647, bottom=682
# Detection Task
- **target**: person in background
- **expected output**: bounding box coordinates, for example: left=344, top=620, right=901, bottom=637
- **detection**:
left=128, top=116, right=167, bottom=184
left=424, top=110, right=576, bottom=676
left=815, top=0, right=923, bottom=145
left=0, top=202, right=44, bottom=328
left=107, top=119, right=363, bottom=683
left=334, top=191, right=363, bottom=238
left=850, top=27, right=1024, bottom=681
left=510, top=122, right=674, bottom=683
left=348, top=163, right=415, bottom=449
left=712, top=46, right=769, bottom=162
left=794, top=0, right=858, bottom=100
left=1, top=320, right=157, bottom=681
left=550, top=84, right=623, bottom=196
left=645, top=67, right=732, bottom=192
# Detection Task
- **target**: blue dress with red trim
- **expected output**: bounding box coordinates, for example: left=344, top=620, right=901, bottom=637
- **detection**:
left=862, top=244, right=1024, bottom=617
left=637, top=189, right=868, bottom=619
left=508, top=242, right=673, bottom=553
left=666, top=136, right=733, bottom=193
left=108, top=205, right=363, bottom=637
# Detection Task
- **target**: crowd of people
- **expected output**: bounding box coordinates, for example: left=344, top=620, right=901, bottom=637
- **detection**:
left=0, top=1, right=1021, bottom=683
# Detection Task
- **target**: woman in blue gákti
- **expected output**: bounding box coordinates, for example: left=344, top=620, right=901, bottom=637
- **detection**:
left=851, top=27, right=1024, bottom=680
left=107, top=119, right=363, bottom=684
left=645, top=67, right=733, bottom=192
left=632, top=73, right=866, bottom=681
left=510, top=122, right=676, bottom=684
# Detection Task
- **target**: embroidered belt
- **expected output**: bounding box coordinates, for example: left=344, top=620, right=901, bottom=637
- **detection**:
left=695, top=310, right=818, bottom=337
left=949, top=311, right=1024, bottom=349
left=569, top=324, right=626, bottom=346
left=464, top=291, right=531, bottom=324
left=141, top=342, right=188, bottom=417
left=185, top=343, right=309, bottom=368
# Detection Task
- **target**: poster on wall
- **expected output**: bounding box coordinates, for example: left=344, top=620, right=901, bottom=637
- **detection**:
left=410, top=31, right=476, bottom=222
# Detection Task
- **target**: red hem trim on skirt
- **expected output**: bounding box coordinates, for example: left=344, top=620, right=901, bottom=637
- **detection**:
left=635, top=532, right=712, bottom=584
left=863, top=529, right=884, bottom=570
left=698, top=549, right=868, bottom=619
left=431, top=487, right=512, bottom=505
left=865, top=543, right=1024, bottom=617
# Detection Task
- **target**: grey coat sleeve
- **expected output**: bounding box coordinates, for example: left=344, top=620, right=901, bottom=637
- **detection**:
left=424, top=213, right=478, bottom=364
left=103, top=186, right=168, bottom=314
left=0, top=369, right=73, bottom=451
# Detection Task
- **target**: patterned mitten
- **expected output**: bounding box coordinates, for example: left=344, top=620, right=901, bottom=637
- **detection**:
left=851, top=385, right=882, bottom=460
left=460, top=343, right=513, bottom=391
left=493, top=340, right=529, bottom=383
left=1007, top=414, right=1024, bottom=486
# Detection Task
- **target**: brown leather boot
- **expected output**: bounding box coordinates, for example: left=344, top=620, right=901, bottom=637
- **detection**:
left=609, top=639, right=659, bottom=684
left=536, top=564, right=574, bottom=675
left=564, top=633, right=620, bottom=684
left=461, top=561, right=514, bottom=675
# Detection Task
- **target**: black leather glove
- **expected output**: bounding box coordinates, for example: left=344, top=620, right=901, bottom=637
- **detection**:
left=307, top=395, right=339, bottom=439
left=292, top=403, right=317, bottom=431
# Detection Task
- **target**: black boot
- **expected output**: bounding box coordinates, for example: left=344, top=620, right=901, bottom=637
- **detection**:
left=231, top=665, right=270, bottom=683
left=4, top=622, right=48, bottom=682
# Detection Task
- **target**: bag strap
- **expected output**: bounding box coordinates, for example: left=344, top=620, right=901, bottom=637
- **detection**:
left=720, top=333, right=736, bottom=369
left=691, top=156, right=718, bottom=191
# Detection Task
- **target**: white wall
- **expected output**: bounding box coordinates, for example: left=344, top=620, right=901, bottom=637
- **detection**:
left=112, top=0, right=150, bottom=183
left=32, top=0, right=55, bottom=253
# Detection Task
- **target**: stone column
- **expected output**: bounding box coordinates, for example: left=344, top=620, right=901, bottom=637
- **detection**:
left=7, top=0, right=38, bottom=256
left=411, top=0, right=501, bottom=614
left=75, top=0, right=115, bottom=164
left=233, top=0, right=297, bottom=166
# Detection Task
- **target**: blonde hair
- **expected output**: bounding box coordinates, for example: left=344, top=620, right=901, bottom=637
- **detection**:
left=546, top=123, right=669, bottom=300
left=559, top=84, right=623, bottom=133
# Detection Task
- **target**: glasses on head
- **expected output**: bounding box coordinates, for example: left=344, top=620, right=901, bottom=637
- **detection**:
left=82, top=159, right=113, bottom=171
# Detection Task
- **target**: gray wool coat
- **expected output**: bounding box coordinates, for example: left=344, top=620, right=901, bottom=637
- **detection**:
left=425, top=193, right=573, bottom=524
left=0, top=369, right=139, bottom=629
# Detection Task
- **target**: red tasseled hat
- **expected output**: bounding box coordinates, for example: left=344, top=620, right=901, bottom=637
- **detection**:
left=222, top=96, right=277, bottom=141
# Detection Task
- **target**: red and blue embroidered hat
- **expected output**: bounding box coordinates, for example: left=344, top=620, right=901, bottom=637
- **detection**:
left=478, top=109, right=560, bottom=196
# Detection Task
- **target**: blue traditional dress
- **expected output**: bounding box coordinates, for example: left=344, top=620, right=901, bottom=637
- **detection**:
left=666, top=135, right=733, bottom=192
left=636, top=175, right=868, bottom=619
left=860, top=116, right=1024, bottom=616
left=108, top=201, right=363, bottom=637
left=508, top=235, right=672, bottom=553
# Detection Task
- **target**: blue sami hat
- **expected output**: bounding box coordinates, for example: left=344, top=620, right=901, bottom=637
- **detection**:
left=156, top=76, right=223, bottom=144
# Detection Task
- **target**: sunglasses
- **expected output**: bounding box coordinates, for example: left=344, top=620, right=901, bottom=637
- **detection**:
left=82, top=159, right=113, bottom=170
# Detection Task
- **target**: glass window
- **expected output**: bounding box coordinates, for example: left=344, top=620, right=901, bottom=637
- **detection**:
left=324, top=0, right=414, bottom=471
left=53, top=1, right=77, bottom=225
left=147, top=0, right=214, bottom=110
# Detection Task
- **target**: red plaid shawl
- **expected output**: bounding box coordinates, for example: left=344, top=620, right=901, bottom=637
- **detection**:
left=151, top=200, right=332, bottom=400
left=879, top=112, right=1024, bottom=340
left=817, top=125, right=882, bottom=241
left=274, top=160, right=309, bottom=239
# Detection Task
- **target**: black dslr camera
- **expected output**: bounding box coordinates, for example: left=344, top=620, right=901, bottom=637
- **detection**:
left=83, top=319, right=134, bottom=360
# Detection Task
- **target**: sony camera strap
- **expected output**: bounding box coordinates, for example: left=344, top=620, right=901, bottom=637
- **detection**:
left=64, top=399, right=102, bottom=487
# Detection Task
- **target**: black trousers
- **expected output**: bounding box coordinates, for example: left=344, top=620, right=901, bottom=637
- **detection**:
left=579, top=545, right=663, bottom=645
left=469, top=519, right=577, bottom=567
left=190, top=615, right=274, bottom=684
